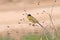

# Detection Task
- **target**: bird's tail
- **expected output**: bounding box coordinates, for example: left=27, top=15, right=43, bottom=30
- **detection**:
left=37, top=22, right=49, bottom=33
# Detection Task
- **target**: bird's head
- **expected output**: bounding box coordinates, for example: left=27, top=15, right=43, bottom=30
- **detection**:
left=28, top=14, right=31, bottom=16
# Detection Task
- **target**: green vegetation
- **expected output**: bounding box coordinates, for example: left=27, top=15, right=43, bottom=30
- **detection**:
left=21, top=31, right=60, bottom=40
left=0, top=30, right=60, bottom=40
left=21, top=34, right=40, bottom=40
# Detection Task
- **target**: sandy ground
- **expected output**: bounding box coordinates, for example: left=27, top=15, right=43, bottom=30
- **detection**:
left=0, top=0, right=60, bottom=40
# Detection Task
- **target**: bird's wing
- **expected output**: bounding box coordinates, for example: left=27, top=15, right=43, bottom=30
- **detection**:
left=30, top=16, right=39, bottom=23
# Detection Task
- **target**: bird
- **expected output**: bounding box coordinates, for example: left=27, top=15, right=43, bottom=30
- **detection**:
left=27, top=14, right=49, bottom=32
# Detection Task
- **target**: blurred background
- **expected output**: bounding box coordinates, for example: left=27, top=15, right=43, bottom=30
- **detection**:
left=0, top=0, right=60, bottom=40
